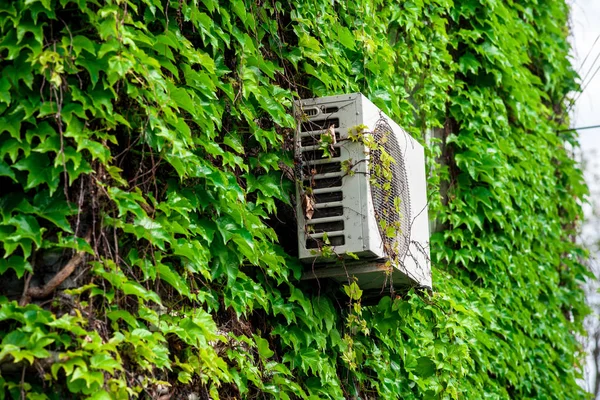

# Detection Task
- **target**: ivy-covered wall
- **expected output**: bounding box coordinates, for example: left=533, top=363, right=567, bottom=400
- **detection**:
left=0, top=0, right=589, bottom=399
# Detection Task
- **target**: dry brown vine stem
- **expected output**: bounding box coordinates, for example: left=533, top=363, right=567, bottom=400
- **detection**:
left=20, top=231, right=91, bottom=305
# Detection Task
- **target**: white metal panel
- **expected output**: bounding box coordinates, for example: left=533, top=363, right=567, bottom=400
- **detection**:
left=358, top=94, right=431, bottom=287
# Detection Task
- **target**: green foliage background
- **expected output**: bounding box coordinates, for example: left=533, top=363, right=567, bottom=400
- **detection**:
left=0, top=0, right=590, bottom=398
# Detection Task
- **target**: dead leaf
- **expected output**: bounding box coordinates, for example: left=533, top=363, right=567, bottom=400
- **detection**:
left=327, top=124, right=337, bottom=145
left=310, top=167, right=317, bottom=188
left=319, top=125, right=337, bottom=155
left=302, top=192, right=315, bottom=220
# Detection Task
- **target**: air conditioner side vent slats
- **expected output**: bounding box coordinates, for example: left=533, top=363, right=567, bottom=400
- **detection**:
left=310, top=220, right=344, bottom=233
left=307, top=177, right=343, bottom=190
left=300, top=131, right=341, bottom=147
left=306, top=235, right=345, bottom=249
left=300, top=118, right=340, bottom=133
left=302, top=162, right=341, bottom=176
left=312, top=206, right=343, bottom=219
left=301, top=148, right=341, bottom=160
left=314, top=191, right=343, bottom=203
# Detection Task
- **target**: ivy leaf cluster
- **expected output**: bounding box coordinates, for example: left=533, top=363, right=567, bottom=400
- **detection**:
left=0, top=0, right=589, bottom=399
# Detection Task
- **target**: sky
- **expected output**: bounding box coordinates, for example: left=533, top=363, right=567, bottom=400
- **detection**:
left=570, top=0, right=600, bottom=394
left=572, top=0, right=600, bottom=211
left=571, top=0, right=600, bottom=248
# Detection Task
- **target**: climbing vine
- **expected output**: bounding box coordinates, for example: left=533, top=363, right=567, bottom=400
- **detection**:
left=0, top=0, right=589, bottom=399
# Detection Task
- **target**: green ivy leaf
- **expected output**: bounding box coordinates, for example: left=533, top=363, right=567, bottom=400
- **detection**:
left=0, top=78, right=11, bottom=105
left=13, top=153, right=60, bottom=193
left=337, top=26, right=355, bottom=50
left=0, top=256, right=33, bottom=279
left=254, top=335, right=274, bottom=360
left=458, top=53, right=481, bottom=74
left=90, top=353, right=122, bottom=374
left=156, top=263, right=191, bottom=298
left=7, top=214, right=43, bottom=247
left=414, top=357, right=436, bottom=378
left=343, top=282, right=362, bottom=301
left=0, top=160, right=16, bottom=181
left=87, top=391, right=112, bottom=400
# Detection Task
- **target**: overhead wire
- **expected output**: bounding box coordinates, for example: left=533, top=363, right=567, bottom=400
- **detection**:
left=579, top=61, right=600, bottom=99
left=578, top=34, right=600, bottom=80
left=559, top=34, right=600, bottom=120
left=570, top=59, right=600, bottom=114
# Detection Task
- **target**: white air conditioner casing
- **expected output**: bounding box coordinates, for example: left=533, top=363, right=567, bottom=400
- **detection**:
left=295, top=93, right=431, bottom=291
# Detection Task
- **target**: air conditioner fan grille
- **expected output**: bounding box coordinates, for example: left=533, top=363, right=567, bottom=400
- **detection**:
left=370, top=117, right=411, bottom=260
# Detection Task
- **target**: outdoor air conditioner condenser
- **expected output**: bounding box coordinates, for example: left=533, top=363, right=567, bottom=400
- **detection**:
left=294, top=93, right=431, bottom=291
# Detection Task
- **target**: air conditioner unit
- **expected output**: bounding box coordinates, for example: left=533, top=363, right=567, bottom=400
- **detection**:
left=294, top=93, right=431, bottom=291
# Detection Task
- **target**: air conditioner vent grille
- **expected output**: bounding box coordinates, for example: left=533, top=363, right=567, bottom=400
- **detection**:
left=370, top=117, right=412, bottom=260
left=301, top=131, right=341, bottom=147
left=310, top=220, right=345, bottom=233
left=302, top=148, right=341, bottom=161
left=300, top=118, right=340, bottom=133
left=312, top=206, right=344, bottom=219
left=314, top=191, right=343, bottom=203
left=307, top=235, right=345, bottom=249
left=304, top=107, right=319, bottom=117
left=308, top=176, right=343, bottom=190
left=302, top=162, right=341, bottom=176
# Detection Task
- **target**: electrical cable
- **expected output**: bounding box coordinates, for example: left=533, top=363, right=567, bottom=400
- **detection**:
left=557, top=124, right=600, bottom=133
